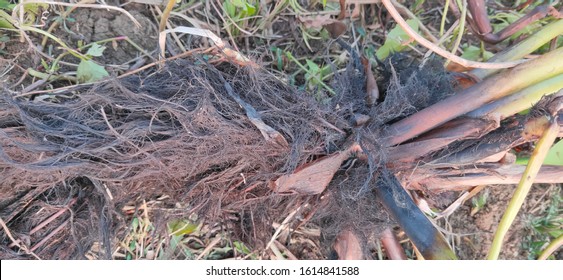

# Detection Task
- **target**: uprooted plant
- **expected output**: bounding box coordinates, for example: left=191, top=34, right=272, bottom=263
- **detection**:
left=0, top=0, right=562, bottom=260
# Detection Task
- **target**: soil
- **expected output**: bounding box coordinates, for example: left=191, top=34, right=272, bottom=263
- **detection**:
left=448, top=184, right=561, bottom=260
left=2, top=4, right=157, bottom=87
left=66, top=8, right=157, bottom=65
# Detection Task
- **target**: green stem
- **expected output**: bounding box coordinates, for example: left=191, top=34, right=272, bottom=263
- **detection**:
left=538, top=234, right=563, bottom=260
left=49, top=36, right=138, bottom=73
left=28, top=68, right=78, bottom=83
left=471, top=19, right=563, bottom=80
left=445, top=0, right=466, bottom=66
left=20, top=25, right=87, bottom=60
left=159, top=0, right=176, bottom=33
left=439, top=0, right=450, bottom=37
left=467, top=74, right=563, bottom=120
left=487, top=118, right=560, bottom=260
left=386, top=47, right=563, bottom=146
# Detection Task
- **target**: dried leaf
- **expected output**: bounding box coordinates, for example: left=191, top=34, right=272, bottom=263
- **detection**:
left=272, top=149, right=352, bottom=194
left=159, top=27, right=258, bottom=68
left=299, top=14, right=335, bottom=29
left=333, top=230, right=363, bottom=260
left=451, top=72, right=480, bottom=89
left=364, top=61, right=379, bottom=105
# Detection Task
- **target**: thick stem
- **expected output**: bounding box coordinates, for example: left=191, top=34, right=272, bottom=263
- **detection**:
left=385, top=47, right=563, bottom=146
left=375, top=170, right=457, bottom=260
left=471, top=19, right=563, bottom=79
left=408, top=165, right=563, bottom=192
left=468, top=81, right=563, bottom=121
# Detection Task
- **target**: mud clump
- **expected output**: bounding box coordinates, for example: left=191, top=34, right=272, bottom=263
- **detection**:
left=70, top=9, right=157, bottom=64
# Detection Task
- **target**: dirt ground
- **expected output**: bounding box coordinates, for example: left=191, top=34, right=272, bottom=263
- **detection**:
left=1, top=1, right=561, bottom=260
left=448, top=184, right=561, bottom=260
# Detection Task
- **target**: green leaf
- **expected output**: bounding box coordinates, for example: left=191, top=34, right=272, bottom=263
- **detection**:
left=77, top=59, right=109, bottom=83
left=461, top=45, right=495, bottom=62
left=86, top=43, right=106, bottom=57
left=224, top=1, right=236, bottom=17
left=244, top=2, right=256, bottom=16
left=461, top=45, right=481, bottom=61
left=305, top=59, right=320, bottom=73
left=0, top=0, right=15, bottom=10
left=376, top=19, right=419, bottom=60
left=167, top=219, right=198, bottom=236
left=0, top=9, right=15, bottom=29
left=233, top=241, right=251, bottom=254
left=40, top=58, right=49, bottom=70
left=543, top=139, right=563, bottom=165
left=131, top=217, right=139, bottom=231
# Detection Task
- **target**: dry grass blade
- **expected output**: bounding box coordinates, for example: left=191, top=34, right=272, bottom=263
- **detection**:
left=381, top=0, right=526, bottom=69
left=14, top=1, right=141, bottom=27
left=0, top=217, right=41, bottom=260
left=266, top=206, right=302, bottom=251
left=159, top=27, right=258, bottom=67
left=195, top=235, right=223, bottom=260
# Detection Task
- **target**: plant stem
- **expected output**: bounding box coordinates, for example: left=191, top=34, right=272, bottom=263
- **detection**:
left=386, top=47, right=563, bottom=146
left=381, top=0, right=525, bottom=69
left=538, top=234, right=563, bottom=260
left=439, top=0, right=450, bottom=37
left=468, top=76, right=563, bottom=120
left=376, top=170, right=457, bottom=260
left=445, top=0, right=466, bottom=66
left=285, top=52, right=336, bottom=96
left=471, top=19, right=563, bottom=79
left=48, top=37, right=129, bottom=73
left=411, top=165, right=563, bottom=192
left=159, top=0, right=176, bottom=33
left=487, top=118, right=559, bottom=260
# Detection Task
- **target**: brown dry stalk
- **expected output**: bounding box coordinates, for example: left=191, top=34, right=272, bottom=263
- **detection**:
left=380, top=228, right=407, bottom=260
left=0, top=217, right=41, bottom=259
left=409, top=165, right=563, bottom=192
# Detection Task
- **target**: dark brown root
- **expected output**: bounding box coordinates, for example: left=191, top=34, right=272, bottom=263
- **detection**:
left=1, top=59, right=347, bottom=259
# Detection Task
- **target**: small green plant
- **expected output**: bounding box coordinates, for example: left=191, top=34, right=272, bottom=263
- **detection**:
left=223, top=0, right=257, bottom=36
left=285, top=51, right=335, bottom=97
left=522, top=192, right=562, bottom=259
left=76, top=43, right=109, bottom=83
left=376, top=19, right=419, bottom=60
left=0, top=0, right=48, bottom=29
left=470, top=189, right=489, bottom=216
left=121, top=212, right=157, bottom=260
